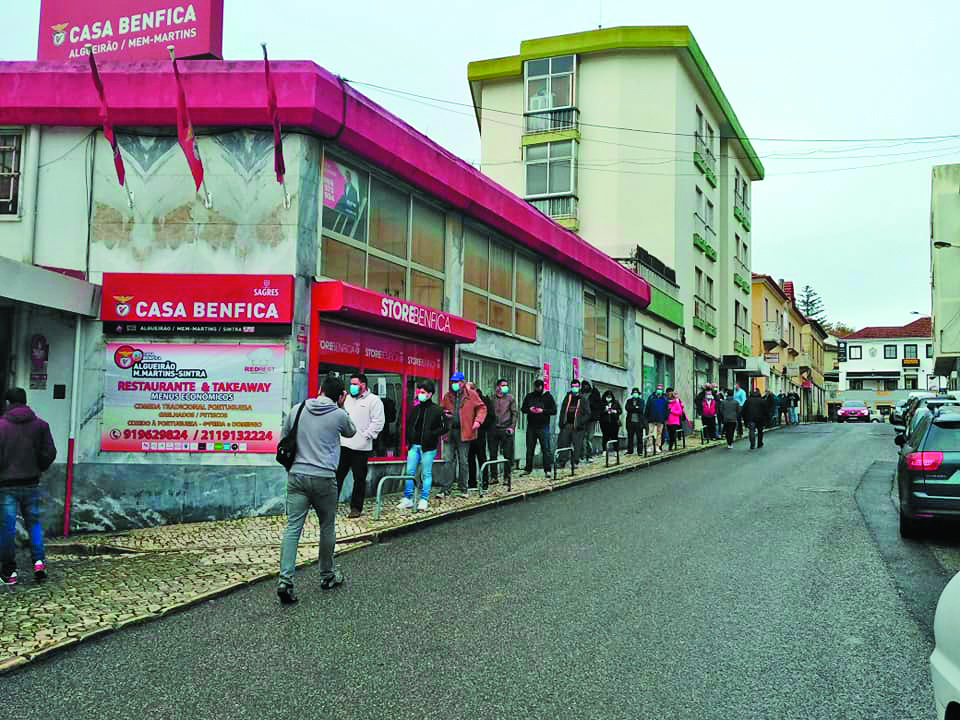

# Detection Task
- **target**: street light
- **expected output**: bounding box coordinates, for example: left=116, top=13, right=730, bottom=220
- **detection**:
left=934, top=241, right=959, bottom=249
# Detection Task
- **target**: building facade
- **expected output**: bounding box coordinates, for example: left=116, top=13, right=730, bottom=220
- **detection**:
left=0, top=59, right=656, bottom=534
left=931, top=163, right=960, bottom=389
left=467, top=26, right=765, bottom=398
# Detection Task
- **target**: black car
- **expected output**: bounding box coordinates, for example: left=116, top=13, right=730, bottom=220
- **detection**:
left=899, top=391, right=940, bottom=432
left=896, top=408, right=960, bottom=538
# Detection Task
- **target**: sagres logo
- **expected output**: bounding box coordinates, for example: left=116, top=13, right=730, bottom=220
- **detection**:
left=113, top=295, right=134, bottom=317
left=51, top=23, right=69, bottom=47
left=113, top=345, right=144, bottom=370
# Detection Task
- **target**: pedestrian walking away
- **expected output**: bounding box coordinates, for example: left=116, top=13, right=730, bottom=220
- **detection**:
left=624, top=387, right=647, bottom=454
left=743, top=388, right=768, bottom=450
left=440, top=372, right=487, bottom=496
left=0, top=388, right=57, bottom=586
left=335, top=373, right=385, bottom=518
left=557, top=380, right=591, bottom=469
left=787, top=390, right=801, bottom=425
left=467, top=382, right=494, bottom=489
left=700, top=389, right=718, bottom=443
left=665, top=388, right=686, bottom=451
left=397, top=380, right=446, bottom=512
left=599, top=390, right=622, bottom=452
left=733, top=383, right=747, bottom=438
left=719, top=392, right=741, bottom=448
left=521, top=378, right=556, bottom=476
left=277, top=374, right=356, bottom=605
left=778, top=391, right=789, bottom=426
left=488, top=378, right=518, bottom=487
left=645, top=384, right=668, bottom=454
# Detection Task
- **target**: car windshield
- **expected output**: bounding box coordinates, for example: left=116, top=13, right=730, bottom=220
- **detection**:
left=843, top=401, right=866, bottom=408
left=925, top=421, right=960, bottom=451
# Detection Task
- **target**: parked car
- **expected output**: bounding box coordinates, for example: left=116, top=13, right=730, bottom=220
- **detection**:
left=931, top=570, right=960, bottom=720
left=895, top=407, right=960, bottom=538
left=900, top=391, right=940, bottom=430
left=907, top=397, right=960, bottom=435
left=891, top=399, right=910, bottom=426
left=837, top=400, right=870, bottom=422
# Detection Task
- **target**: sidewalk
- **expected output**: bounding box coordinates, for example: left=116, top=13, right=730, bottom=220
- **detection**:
left=1, top=430, right=737, bottom=673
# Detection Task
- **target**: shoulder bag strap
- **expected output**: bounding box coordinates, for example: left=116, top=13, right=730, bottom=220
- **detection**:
left=290, top=401, right=306, bottom=435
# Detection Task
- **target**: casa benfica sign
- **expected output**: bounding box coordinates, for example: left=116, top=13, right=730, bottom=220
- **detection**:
left=101, top=273, right=294, bottom=336
left=38, top=0, right=224, bottom=62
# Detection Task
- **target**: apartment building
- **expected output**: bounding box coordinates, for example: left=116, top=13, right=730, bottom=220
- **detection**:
left=467, top=26, right=764, bottom=395
left=931, top=164, right=960, bottom=389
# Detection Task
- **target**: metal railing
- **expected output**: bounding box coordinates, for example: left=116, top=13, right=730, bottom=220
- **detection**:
left=478, top=458, right=513, bottom=496
left=636, top=261, right=680, bottom=300
left=524, top=107, right=580, bottom=134
left=705, top=223, right=717, bottom=245
left=763, top=320, right=786, bottom=345
left=605, top=439, right=620, bottom=468
left=735, top=191, right=751, bottom=225
left=529, top=195, right=577, bottom=220
left=694, top=132, right=717, bottom=174
left=694, top=295, right=716, bottom=326
left=736, top=325, right=750, bottom=349
left=552, top=446, right=576, bottom=481
left=374, top=475, right=413, bottom=520
left=733, top=254, right=749, bottom=277
left=693, top=212, right=717, bottom=253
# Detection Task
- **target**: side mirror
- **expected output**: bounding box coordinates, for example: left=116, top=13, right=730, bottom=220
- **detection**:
left=894, top=434, right=906, bottom=447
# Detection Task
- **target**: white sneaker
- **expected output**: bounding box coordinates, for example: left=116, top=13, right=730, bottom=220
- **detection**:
left=396, top=497, right=414, bottom=510
left=417, top=499, right=429, bottom=511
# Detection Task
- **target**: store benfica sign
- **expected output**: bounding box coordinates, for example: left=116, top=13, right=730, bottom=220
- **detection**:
left=38, top=0, right=224, bottom=62
left=101, top=273, right=294, bottom=336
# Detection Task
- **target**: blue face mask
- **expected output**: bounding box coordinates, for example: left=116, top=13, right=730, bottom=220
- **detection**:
left=418, top=392, right=428, bottom=403
left=571, top=387, right=580, bottom=395
left=500, top=386, right=509, bottom=395
left=349, top=385, right=360, bottom=397
left=451, top=383, right=460, bottom=393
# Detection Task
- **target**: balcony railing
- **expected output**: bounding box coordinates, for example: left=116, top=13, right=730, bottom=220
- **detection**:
left=762, top=321, right=786, bottom=347
left=735, top=325, right=751, bottom=357
left=693, top=212, right=717, bottom=261
left=524, top=107, right=580, bottom=135
left=636, top=261, right=680, bottom=300
left=734, top=192, right=752, bottom=231
left=694, top=132, right=717, bottom=186
left=693, top=295, right=717, bottom=336
left=733, top=254, right=749, bottom=277
left=528, top=195, right=577, bottom=220
left=798, top=351, right=813, bottom=369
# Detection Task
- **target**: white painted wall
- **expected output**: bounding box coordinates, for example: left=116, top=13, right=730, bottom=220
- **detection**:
left=839, top=337, right=935, bottom=390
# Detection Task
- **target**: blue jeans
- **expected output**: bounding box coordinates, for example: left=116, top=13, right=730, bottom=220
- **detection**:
left=1, top=484, right=45, bottom=575
left=404, top=445, right=436, bottom=501
left=789, top=408, right=798, bottom=424
left=278, top=473, right=337, bottom=588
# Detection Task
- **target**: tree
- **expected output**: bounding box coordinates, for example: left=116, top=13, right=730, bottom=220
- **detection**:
left=798, top=285, right=827, bottom=324
left=824, top=321, right=856, bottom=337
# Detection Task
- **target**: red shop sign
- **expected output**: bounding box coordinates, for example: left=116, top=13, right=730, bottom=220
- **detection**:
left=313, top=281, right=476, bottom=344
left=316, top=322, right=443, bottom=378
left=101, top=273, right=294, bottom=324
left=38, top=0, right=224, bottom=62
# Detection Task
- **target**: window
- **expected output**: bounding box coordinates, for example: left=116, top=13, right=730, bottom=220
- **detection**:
left=583, top=289, right=625, bottom=366
left=321, top=152, right=445, bottom=311
left=525, top=141, right=575, bottom=198
left=460, top=353, right=538, bottom=460
left=884, top=379, right=898, bottom=391
left=905, top=377, right=919, bottom=390
left=696, top=107, right=704, bottom=138
left=525, top=55, right=575, bottom=112
left=904, top=344, right=918, bottom=359
left=707, top=123, right=715, bottom=154
left=927, top=343, right=934, bottom=359
left=0, top=132, right=22, bottom=215
left=884, top=345, right=897, bottom=359
left=706, top=276, right=715, bottom=305
left=706, top=199, right=715, bottom=230
left=462, top=227, right=539, bottom=340
left=696, top=186, right=704, bottom=217
left=735, top=169, right=741, bottom=200
left=695, top=267, right=704, bottom=298
left=849, top=345, right=862, bottom=360
left=764, top=298, right=769, bottom=321
left=849, top=380, right=863, bottom=390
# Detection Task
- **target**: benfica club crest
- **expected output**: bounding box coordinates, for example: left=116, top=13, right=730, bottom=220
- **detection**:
left=113, top=295, right=133, bottom=317
left=51, top=23, right=68, bottom=47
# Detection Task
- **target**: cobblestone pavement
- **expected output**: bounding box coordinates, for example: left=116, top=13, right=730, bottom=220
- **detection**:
left=1, top=432, right=724, bottom=673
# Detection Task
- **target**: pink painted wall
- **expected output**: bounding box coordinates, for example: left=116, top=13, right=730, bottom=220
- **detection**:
left=0, top=60, right=650, bottom=309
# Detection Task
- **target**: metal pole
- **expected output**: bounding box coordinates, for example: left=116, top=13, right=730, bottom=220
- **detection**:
left=63, top=315, right=83, bottom=537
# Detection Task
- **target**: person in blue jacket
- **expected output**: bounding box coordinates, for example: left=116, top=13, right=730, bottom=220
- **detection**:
left=644, top=384, right=669, bottom=454
left=733, top=383, right=747, bottom=438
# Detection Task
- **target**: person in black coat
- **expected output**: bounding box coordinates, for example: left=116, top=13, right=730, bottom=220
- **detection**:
left=624, top=387, right=647, bottom=454
left=598, top=390, right=623, bottom=452
left=399, top=380, right=447, bottom=510
left=467, top=382, right=495, bottom=488
left=742, top=388, right=768, bottom=450
left=521, top=379, right=557, bottom=475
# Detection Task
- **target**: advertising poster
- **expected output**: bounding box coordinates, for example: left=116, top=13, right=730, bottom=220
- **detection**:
left=102, top=343, right=284, bottom=453
left=322, top=159, right=364, bottom=220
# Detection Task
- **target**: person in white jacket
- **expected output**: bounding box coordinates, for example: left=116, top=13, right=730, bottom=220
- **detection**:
left=335, top=373, right=386, bottom=518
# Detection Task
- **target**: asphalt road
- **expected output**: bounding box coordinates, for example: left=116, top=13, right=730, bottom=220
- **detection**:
left=4, top=423, right=953, bottom=719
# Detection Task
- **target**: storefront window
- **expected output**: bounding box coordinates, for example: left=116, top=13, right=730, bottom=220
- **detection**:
left=642, top=350, right=674, bottom=396
left=322, top=156, right=368, bottom=243
left=366, top=371, right=403, bottom=458
left=490, top=241, right=514, bottom=300
left=583, top=289, right=624, bottom=366
left=412, top=200, right=445, bottom=272
left=464, top=228, right=488, bottom=289
left=368, top=255, right=406, bottom=299
left=516, top=254, right=537, bottom=308
left=463, top=289, right=488, bottom=326
left=370, top=179, right=408, bottom=259
left=411, top=271, right=443, bottom=310
left=322, top=236, right=365, bottom=286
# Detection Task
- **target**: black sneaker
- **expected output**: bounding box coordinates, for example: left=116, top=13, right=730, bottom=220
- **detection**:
left=320, top=570, right=344, bottom=590
left=277, top=583, right=297, bottom=605
left=33, top=561, right=47, bottom=581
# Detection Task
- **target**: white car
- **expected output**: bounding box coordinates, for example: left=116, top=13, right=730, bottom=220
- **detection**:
left=932, top=570, right=960, bottom=719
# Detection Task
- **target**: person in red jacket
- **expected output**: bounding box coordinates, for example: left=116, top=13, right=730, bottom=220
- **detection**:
left=700, top=390, right=718, bottom=443
left=440, top=372, right=487, bottom=497
left=0, top=388, right=57, bottom=586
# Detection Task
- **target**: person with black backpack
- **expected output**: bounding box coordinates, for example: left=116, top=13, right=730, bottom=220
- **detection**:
left=276, top=374, right=356, bottom=605
left=467, top=382, right=494, bottom=489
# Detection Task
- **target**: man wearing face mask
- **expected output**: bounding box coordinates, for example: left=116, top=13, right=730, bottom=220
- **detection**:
left=624, top=387, right=647, bottom=455
left=488, top=378, right=518, bottom=487
left=335, top=373, right=385, bottom=518
left=557, top=379, right=591, bottom=470
left=397, top=381, right=446, bottom=512
left=440, top=372, right=487, bottom=497
left=521, top=378, right=556, bottom=477
left=645, top=384, right=668, bottom=454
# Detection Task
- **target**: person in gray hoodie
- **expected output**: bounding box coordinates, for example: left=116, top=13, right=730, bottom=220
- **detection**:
left=277, top=374, right=356, bottom=605
left=719, top=392, right=741, bottom=449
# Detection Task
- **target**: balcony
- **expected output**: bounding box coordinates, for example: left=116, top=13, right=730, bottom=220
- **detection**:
left=694, top=132, right=718, bottom=187
left=524, top=107, right=580, bottom=135
left=734, top=193, right=752, bottom=231
left=528, top=195, right=578, bottom=230
left=762, top=321, right=786, bottom=349
left=735, top=325, right=751, bottom=357
left=798, top=351, right=813, bottom=370
left=635, top=261, right=679, bottom=301
left=693, top=295, right=717, bottom=337
left=693, top=213, right=718, bottom=261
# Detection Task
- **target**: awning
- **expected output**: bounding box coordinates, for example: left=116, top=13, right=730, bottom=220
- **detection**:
left=0, top=258, right=99, bottom=316
left=734, top=357, right=770, bottom=378
left=312, top=281, right=477, bottom=344
left=846, top=371, right=901, bottom=379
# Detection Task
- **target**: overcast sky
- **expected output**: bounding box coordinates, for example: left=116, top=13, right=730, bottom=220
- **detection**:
left=6, top=0, right=960, bottom=331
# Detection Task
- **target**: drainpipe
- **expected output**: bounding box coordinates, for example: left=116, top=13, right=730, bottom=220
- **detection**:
left=22, top=126, right=41, bottom=265
left=63, top=315, right=83, bottom=537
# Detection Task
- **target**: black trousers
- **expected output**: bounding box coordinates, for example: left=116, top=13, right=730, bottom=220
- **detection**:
left=525, top=425, right=552, bottom=473
left=557, top=425, right=584, bottom=467
left=702, top=415, right=717, bottom=441
left=601, top=427, right=619, bottom=452
left=468, top=435, right=487, bottom=488
left=487, top=428, right=514, bottom=480
left=724, top=421, right=737, bottom=446
left=749, top=421, right=764, bottom=449
left=335, top=447, right=370, bottom=512
left=626, top=422, right=645, bottom=453
left=666, top=424, right=680, bottom=450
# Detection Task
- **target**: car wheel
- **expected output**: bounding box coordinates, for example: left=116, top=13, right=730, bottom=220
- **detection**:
left=899, top=510, right=922, bottom=539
